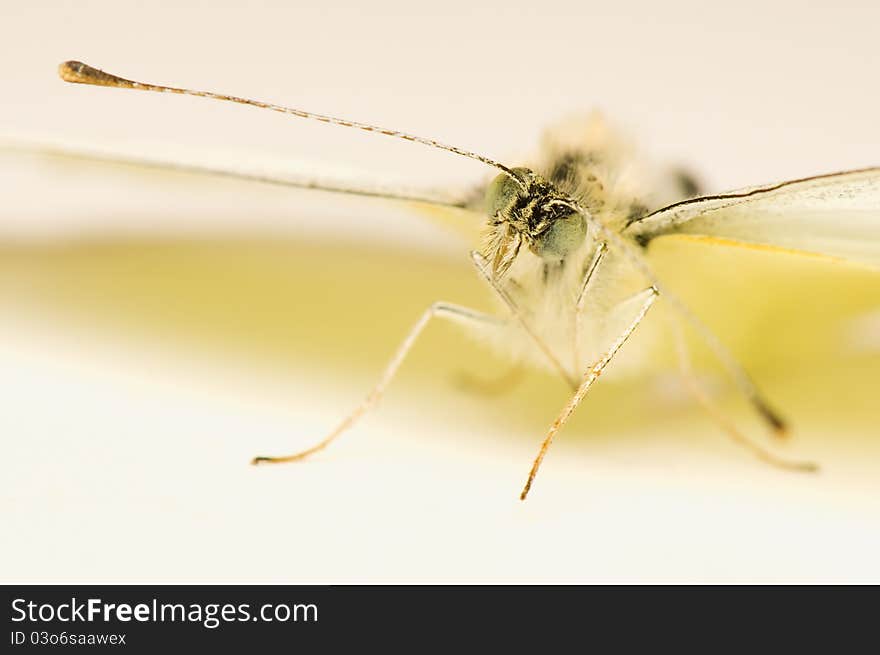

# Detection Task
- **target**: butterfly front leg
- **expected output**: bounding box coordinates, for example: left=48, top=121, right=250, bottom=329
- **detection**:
left=470, top=251, right=580, bottom=389
left=520, top=285, right=659, bottom=500
left=573, top=241, right=608, bottom=373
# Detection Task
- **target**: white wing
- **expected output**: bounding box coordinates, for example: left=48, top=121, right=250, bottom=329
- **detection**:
left=0, top=137, right=482, bottom=244
left=625, top=168, right=880, bottom=267
left=0, top=137, right=469, bottom=207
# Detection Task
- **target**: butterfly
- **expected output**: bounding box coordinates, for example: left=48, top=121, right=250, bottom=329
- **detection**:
left=27, top=60, right=880, bottom=500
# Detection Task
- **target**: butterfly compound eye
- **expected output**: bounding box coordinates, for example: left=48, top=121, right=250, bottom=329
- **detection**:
left=530, top=212, right=587, bottom=260
left=484, top=167, right=532, bottom=218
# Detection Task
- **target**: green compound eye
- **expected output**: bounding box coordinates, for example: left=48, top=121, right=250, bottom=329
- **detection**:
left=530, top=212, right=587, bottom=260
left=484, top=168, right=531, bottom=217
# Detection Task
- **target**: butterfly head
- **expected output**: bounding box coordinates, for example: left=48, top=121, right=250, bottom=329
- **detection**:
left=483, top=167, right=588, bottom=277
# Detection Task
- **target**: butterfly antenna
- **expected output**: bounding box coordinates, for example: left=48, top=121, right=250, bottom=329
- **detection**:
left=59, top=60, right=522, bottom=186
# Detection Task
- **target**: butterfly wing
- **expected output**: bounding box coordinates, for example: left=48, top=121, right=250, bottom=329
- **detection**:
left=625, top=168, right=880, bottom=268
left=0, top=138, right=482, bottom=243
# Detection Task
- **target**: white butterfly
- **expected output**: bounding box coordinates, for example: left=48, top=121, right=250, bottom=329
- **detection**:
left=13, top=60, right=879, bottom=500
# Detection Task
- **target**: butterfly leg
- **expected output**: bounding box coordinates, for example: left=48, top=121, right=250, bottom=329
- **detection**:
left=470, top=251, right=579, bottom=389
left=573, top=241, right=608, bottom=372
left=669, top=321, right=818, bottom=473
left=520, top=285, right=659, bottom=500
left=252, top=302, right=504, bottom=465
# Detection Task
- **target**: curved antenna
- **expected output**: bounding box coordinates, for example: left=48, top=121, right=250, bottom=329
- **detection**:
left=58, top=60, right=522, bottom=186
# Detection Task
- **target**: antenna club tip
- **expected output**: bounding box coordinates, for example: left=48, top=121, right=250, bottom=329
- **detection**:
left=58, top=60, right=90, bottom=83
left=58, top=60, right=133, bottom=88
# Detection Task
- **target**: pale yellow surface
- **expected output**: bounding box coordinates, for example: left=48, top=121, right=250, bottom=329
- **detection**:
left=1, top=0, right=879, bottom=583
